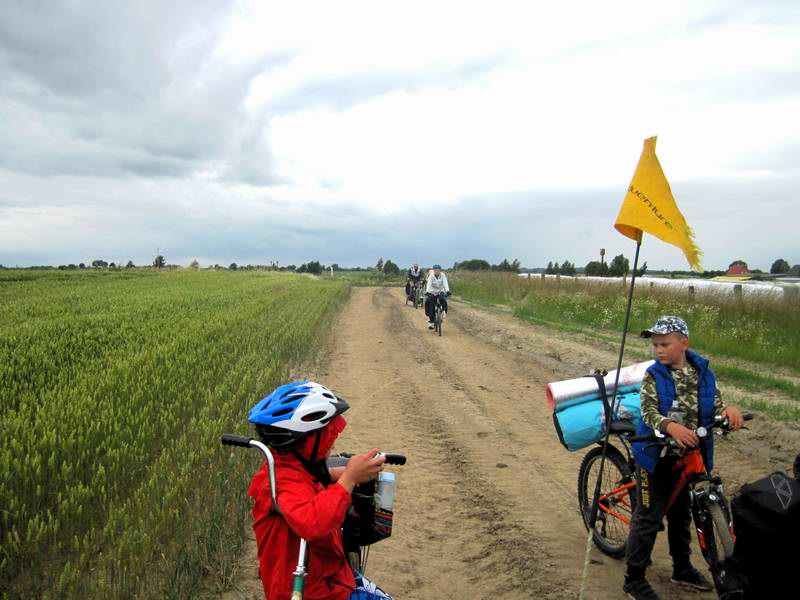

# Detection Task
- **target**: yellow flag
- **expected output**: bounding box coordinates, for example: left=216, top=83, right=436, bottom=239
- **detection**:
left=614, top=136, right=702, bottom=271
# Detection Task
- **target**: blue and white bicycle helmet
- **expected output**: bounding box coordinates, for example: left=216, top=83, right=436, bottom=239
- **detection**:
left=248, top=380, right=349, bottom=448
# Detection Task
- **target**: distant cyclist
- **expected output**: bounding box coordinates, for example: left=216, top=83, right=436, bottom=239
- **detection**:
left=424, top=264, right=450, bottom=330
left=405, top=263, right=423, bottom=300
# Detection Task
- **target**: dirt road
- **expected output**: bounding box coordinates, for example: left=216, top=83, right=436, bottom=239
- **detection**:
left=224, top=287, right=799, bottom=599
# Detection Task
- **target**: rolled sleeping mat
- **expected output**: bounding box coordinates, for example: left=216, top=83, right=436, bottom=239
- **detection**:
left=553, top=392, right=642, bottom=452
left=546, top=360, right=654, bottom=412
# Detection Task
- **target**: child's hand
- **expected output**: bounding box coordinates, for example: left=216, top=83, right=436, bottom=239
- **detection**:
left=722, top=406, right=744, bottom=430
left=328, top=466, right=346, bottom=482
left=665, top=422, right=699, bottom=449
left=336, top=448, right=385, bottom=493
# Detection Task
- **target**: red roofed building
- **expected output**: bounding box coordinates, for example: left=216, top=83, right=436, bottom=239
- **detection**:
left=726, top=260, right=749, bottom=276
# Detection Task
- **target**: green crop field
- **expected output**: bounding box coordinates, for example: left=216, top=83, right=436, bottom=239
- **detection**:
left=0, top=270, right=349, bottom=599
left=331, top=270, right=406, bottom=287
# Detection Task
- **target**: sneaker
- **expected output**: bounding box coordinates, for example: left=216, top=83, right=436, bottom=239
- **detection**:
left=623, top=577, right=660, bottom=600
left=670, top=565, right=712, bottom=591
left=442, top=310, right=446, bottom=320
left=428, top=323, right=435, bottom=330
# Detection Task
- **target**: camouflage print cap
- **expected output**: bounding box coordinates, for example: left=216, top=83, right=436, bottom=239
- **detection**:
left=640, top=315, right=689, bottom=338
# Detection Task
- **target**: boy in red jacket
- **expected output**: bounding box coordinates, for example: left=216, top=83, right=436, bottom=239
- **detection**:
left=247, top=380, right=393, bottom=600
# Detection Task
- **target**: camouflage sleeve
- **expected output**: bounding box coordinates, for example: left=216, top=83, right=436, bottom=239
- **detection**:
left=713, top=386, right=726, bottom=417
left=640, top=372, right=668, bottom=433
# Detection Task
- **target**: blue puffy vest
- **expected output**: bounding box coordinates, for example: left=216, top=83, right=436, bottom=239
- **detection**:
left=632, top=350, right=718, bottom=473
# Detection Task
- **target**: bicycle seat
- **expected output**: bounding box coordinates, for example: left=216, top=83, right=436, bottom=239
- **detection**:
left=609, top=419, right=637, bottom=435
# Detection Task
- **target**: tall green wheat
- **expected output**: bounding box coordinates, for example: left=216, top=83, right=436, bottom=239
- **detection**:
left=0, top=270, right=349, bottom=598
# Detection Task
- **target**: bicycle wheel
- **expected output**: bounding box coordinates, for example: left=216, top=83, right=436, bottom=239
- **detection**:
left=699, top=500, right=735, bottom=566
left=577, top=445, right=636, bottom=558
left=436, top=306, right=442, bottom=336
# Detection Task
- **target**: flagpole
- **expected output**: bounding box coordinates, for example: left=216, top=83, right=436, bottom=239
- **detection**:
left=587, top=237, right=642, bottom=530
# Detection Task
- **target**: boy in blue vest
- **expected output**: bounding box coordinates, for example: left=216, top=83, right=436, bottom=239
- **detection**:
left=623, top=315, right=744, bottom=600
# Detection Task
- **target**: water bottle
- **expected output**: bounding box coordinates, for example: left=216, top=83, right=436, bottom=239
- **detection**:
left=376, top=471, right=396, bottom=511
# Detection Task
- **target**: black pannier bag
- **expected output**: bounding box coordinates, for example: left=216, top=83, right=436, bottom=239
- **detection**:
left=342, top=480, right=393, bottom=549
left=729, top=469, right=800, bottom=597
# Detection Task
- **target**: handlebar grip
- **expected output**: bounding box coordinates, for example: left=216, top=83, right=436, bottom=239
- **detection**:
left=383, top=453, right=406, bottom=465
left=743, top=413, right=753, bottom=421
left=627, top=435, right=658, bottom=443
left=221, top=434, right=253, bottom=448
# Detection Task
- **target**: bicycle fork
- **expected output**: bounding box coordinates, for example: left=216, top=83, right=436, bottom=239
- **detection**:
left=291, top=539, right=308, bottom=599
left=690, top=482, right=732, bottom=558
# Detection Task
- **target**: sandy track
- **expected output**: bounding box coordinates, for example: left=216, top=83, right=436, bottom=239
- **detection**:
left=222, top=287, right=799, bottom=600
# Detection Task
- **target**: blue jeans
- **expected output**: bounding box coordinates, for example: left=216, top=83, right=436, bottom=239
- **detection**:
left=348, top=572, right=393, bottom=599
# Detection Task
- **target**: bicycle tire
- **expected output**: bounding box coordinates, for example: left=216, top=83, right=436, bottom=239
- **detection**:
left=577, top=445, right=636, bottom=558
left=436, top=306, right=442, bottom=336
left=700, top=500, right=735, bottom=566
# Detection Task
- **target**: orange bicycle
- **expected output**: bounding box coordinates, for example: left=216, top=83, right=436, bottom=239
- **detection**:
left=577, top=414, right=752, bottom=586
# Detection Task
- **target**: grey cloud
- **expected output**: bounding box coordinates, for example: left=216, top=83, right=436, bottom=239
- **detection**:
left=0, top=1, right=233, bottom=104
left=0, top=1, right=292, bottom=185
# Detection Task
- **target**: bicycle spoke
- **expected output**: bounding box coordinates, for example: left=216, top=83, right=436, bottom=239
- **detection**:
left=580, top=450, right=635, bottom=554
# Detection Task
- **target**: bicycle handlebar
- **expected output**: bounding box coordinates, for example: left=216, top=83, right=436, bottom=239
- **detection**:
left=330, top=452, right=407, bottom=466
left=220, top=436, right=408, bottom=467
left=221, top=434, right=254, bottom=448
left=221, top=434, right=280, bottom=510
left=382, top=453, right=407, bottom=465
left=628, top=413, right=753, bottom=444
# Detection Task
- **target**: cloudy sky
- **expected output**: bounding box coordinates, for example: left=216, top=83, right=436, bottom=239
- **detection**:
left=1, top=1, right=798, bottom=270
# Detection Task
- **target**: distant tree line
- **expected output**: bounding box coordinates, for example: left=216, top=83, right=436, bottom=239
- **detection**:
left=452, top=258, right=521, bottom=273
left=545, top=260, right=577, bottom=276
left=16, top=254, right=797, bottom=278
left=582, top=254, right=647, bottom=277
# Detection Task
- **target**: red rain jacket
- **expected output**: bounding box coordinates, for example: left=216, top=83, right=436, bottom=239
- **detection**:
left=247, top=416, right=355, bottom=600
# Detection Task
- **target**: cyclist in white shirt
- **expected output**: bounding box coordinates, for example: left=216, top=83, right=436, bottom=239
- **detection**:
left=424, top=264, right=450, bottom=330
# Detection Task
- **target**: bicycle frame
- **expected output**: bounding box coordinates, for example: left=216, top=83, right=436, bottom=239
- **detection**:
left=594, top=437, right=733, bottom=560
left=596, top=479, right=637, bottom=526
left=434, top=295, right=445, bottom=334
left=410, top=281, right=422, bottom=307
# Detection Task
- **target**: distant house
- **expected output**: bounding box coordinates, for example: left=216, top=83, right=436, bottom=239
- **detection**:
left=725, top=263, right=748, bottom=275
